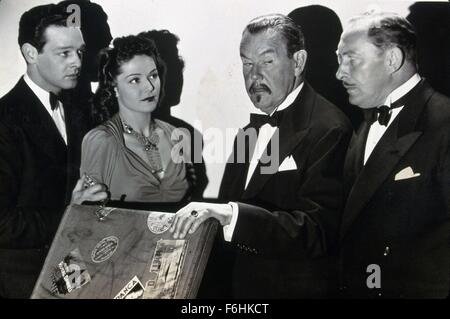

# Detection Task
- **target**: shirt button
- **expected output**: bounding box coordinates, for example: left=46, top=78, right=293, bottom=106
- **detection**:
left=383, top=246, right=390, bottom=256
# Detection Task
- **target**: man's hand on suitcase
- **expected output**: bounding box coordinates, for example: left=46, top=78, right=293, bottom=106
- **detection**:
left=170, top=202, right=233, bottom=239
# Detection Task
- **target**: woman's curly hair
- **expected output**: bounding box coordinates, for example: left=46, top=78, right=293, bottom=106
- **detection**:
left=92, top=35, right=166, bottom=125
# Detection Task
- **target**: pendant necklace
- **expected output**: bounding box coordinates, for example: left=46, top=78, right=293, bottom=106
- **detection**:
left=123, top=120, right=163, bottom=174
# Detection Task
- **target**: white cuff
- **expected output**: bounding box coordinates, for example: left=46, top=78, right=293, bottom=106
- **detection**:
left=222, top=202, right=239, bottom=242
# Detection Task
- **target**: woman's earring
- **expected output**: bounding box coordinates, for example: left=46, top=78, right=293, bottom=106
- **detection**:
left=114, top=88, right=119, bottom=98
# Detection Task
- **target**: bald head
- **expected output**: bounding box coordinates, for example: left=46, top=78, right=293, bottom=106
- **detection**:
left=336, top=12, right=418, bottom=108
left=345, top=12, right=418, bottom=67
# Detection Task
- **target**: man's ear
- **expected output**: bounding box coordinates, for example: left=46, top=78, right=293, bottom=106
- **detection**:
left=21, top=43, right=38, bottom=64
left=293, top=49, right=307, bottom=77
left=386, top=46, right=404, bottom=74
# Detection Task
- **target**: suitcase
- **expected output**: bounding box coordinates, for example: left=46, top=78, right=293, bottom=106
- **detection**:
left=31, top=204, right=217, bottom=299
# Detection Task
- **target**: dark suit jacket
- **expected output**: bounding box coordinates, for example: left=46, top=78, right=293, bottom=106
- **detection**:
left=339, top=80, right=450, bottom=298
left=0, top=78, right=90, bottom=298
left=209, top=82, right=352, bottom=298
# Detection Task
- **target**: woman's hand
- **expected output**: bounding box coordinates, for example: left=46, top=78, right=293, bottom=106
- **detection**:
left=169, top=202, right=233, bottom=239
left=70, top=174, right=108, bottom=205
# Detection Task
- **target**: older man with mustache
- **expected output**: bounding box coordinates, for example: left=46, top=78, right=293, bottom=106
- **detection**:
left=170, top=13, right=352, bottom=298
left=335, top=11, right=450, bottom=298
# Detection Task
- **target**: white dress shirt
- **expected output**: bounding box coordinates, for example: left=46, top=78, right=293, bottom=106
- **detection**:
left=223, top=83, right=304, bottom=241
left=364, top=73, right=421, bottom=164
left=23, top=73, right=67, bottom=145
left=245, top=82, right=304, bottom=188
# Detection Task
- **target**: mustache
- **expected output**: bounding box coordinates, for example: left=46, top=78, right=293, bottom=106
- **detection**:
left=249, top=83, right=271, bottom=94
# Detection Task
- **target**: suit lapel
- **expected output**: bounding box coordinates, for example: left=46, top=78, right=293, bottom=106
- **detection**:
left=15, top=79, right=67, bottom=162
left=340, top=80, right=433, bottom=240
left=243, top=82, right=315, bottom=199
left=219, top=126, right=257, bottom=199
left=63, top=96, right=82, bottom=149
left=344, top=123, right=368, bottom=186
left=340, top=124, right=422, bottom=238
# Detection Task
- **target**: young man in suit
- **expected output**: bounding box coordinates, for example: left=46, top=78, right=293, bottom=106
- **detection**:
left=170, top=14, right=352, bottom=298
left=335, top=11, right=450, bottom=298
left=0, top=3, right=107, bottom=298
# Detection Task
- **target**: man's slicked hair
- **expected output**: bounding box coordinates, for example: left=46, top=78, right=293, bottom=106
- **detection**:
left=18, top=3, right=71, bottom=52
left=349, top=11, right=418, bottom=65
left=244, top=13, right=305, bottom=58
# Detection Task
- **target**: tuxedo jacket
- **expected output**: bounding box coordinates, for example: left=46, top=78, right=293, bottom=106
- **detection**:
left=0, top=78, right=90, bottom=298
left=212, top=82, right=352, bottom=298
left=339, top=80, right=450, bottom=298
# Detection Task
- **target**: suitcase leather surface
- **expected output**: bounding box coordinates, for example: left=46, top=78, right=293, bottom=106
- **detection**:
left=31, top=204, right=217, bottom=299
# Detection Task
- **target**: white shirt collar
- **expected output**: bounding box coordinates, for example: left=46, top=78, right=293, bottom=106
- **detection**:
left=253, top=82, right=304, bottom=116
left=384, top=73, right=421, bottom=107
left=23, top=72, right=54, bottom=113
left=23, top=73, right=67, bottom=145
left=364, top=73, right=422, bottom=164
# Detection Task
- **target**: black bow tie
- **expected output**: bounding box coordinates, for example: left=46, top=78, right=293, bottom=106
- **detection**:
left=363, top=95, right=408, bottom=126
left=249, top=111, right=283, bottom=129
left=49, top=92, right=61, bottom=111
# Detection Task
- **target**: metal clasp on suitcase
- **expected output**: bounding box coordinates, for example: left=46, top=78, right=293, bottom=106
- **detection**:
left=83, top=174, right=113, bottom=221
left=95, top=203, right=114, bottom=221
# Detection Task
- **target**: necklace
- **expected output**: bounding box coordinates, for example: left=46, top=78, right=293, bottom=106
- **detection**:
left=122, top=120, right=163, bottom=174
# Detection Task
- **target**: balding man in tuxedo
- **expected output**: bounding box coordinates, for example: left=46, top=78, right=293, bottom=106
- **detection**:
left=170, top=13, right=352, bottom=298
left=336, top=12, right=450, bottom=298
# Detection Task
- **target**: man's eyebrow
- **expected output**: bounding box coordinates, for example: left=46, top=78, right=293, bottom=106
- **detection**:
left=53, top=44, right=86, bottom=51
left=337, top=49, right=357, bottom=56
left=240, top=48, right=276, bottom=59
left=54, top=46, right=75, bottom=51
left=259, top=48, right=276, bottom=56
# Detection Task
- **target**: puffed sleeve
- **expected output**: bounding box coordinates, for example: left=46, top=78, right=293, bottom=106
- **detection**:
left=80, top=127, right=118, bottom=189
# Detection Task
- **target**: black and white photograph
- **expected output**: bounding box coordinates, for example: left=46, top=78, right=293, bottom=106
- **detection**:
left=0, top=0, right=449, bottom=304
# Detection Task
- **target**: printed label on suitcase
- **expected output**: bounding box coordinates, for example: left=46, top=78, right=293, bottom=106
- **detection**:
left=91, top=235, right=119, bottom=263
left=147, top=212, right=174, bottom=234
left=114, top=276, right=145, bottom=299
left=51, top=248, right=91, bottom=295
left=143, top=239, right=187, bottom=298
